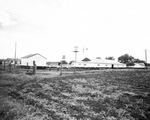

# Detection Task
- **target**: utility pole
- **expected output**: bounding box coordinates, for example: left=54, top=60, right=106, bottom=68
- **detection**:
left=14, top=42, right=17, bottom=68
left=145, top=49, right=148, bottom=68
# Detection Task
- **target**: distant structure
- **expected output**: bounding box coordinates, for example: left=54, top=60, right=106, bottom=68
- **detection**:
left=82, top=57, right=91, bottom=62
left=21, top=53, right=47, bottom=67
left=46, top=60, right=68, bottom=69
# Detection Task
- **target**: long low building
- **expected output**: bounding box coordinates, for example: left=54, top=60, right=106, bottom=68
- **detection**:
left=70, top=58, right=126, bottom=68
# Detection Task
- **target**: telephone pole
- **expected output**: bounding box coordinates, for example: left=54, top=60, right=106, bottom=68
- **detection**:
left=145, top=49, right=148, bottom=68
left=14, top=42, right=17, bottom=68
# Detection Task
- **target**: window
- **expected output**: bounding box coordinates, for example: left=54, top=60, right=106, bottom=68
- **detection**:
left=84, top=64, right=86, bottom=66
left=97, top=64, right=100, bottom=66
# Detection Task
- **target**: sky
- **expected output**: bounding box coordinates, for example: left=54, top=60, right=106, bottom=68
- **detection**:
left=0, top=0, right=150, bottom=62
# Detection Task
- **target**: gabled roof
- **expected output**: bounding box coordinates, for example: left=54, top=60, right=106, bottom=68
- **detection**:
left=134, top=63, right=145, bottom=67
left=82, top=57, right=91, bottom=61
left=7, top=58, right=21, bottom=61
left=21, top=53, right=47, bottom=59
left=61, top=60, right=68, bottom=64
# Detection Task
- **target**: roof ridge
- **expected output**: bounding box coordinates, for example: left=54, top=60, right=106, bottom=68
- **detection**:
left=21, top=53, right=46, bottom=59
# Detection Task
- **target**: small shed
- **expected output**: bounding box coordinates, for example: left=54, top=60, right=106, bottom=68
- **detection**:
left=21, top=53, right=47, bottom=67
left=46, top=61, right=60, bottom=68
left=61, top=60, right=69, bottom=68
left=131, top=63, right=145, bottom=68
left=0, top=59, right=6, bottom=65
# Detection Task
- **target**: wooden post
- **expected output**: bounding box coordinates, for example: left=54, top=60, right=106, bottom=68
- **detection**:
left=9, top=62, right=12, bottom=73
left=33, top=61, right=37, bottom=75
left=4, top=61, right=5, bottom=71
left=49, top=66, right=51, bottom=71
left=60, top=61, right=62, bottom=75
left=112, top=64, right=114, bottom=69
left=27, top=63, right=29, bottom=72
left=73, top=63, right=75, bottom=74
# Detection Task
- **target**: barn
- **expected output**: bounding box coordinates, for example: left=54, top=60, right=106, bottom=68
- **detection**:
left=21, top=53, right=47, bottom=67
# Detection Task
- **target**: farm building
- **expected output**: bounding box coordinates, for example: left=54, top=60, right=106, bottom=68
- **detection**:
left=46, top=60, right=69, bottom=68
left=71, top=58, right=126, bottom=68
left=0, top=59, right=5, bottom=65
left=46, top=61, right=60, bottom=68
left=21, top=53, right=47, bottom=67
left=0, top=59, right=6, bottom=70
left=61, top=60, right=69, bottom=68
left=6, top=58, right=21, bottom=66
left=130, top=63, right=145, bottom=68
left=0, top=58, right=21, bottom=66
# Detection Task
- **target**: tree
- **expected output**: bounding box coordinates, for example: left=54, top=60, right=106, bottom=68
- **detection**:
left=134, top=58, right=145, bottom=63
left=118, top=54, right=135, bottom=66
left=105, top=56, right=115, bottom=60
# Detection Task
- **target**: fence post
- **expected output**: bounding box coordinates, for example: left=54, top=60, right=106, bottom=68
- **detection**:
left=33, top=61, right=37, bottom=75
left=73, top=64, right=75, bottom=74
left=4, top=61, right=5, bottom=71
left=9, top=62, right=12, bottom=73
left=27, top=63, right=29, bottom=72
left=49, top=66, right=51, bottom=71
left=60, top=61, right=62, bottom=75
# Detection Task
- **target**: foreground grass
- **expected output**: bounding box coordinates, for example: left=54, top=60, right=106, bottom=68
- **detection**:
left=0, top=69, right=150, bottom=120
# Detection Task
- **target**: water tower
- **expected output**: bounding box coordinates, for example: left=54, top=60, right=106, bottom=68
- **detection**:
left=73, top=46, right=79, bottom=62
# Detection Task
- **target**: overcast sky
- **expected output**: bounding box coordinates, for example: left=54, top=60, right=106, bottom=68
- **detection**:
left=0, top=0, right=150, bottom=62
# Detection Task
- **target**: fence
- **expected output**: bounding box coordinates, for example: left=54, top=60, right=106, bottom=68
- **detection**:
left=0, top=61, right=37, bottom=75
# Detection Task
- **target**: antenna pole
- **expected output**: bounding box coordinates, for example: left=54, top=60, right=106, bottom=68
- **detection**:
left=14, top=42, right=17, bottom=67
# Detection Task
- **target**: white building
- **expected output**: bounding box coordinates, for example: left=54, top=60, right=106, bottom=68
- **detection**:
left=71, top=58, right=126, bottom=68
left=130, top=63, right=145, bottom=68
left=21, top=53, right=47, bottom=66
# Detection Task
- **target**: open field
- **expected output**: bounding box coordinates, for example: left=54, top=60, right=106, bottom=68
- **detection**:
left=0, top=69, right=150, bottom=120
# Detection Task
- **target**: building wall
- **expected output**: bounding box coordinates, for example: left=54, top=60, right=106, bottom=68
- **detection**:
left=71, top=62, right=126, bottom=68
left=114, top=64, right=126, bottom=68
left=21, top=55, right=47, bottom=66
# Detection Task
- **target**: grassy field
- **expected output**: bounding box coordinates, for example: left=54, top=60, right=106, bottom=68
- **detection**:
left=0, top=69, right=150, bottom=120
